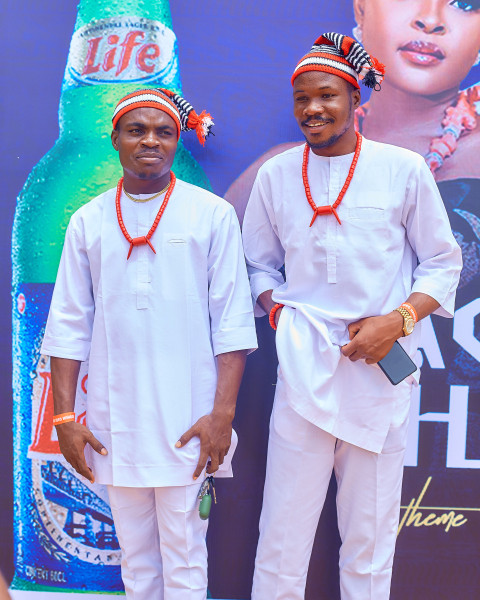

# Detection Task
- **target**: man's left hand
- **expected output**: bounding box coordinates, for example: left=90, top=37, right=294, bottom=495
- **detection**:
left=175, top=411, right=233, bottom=480
left=341, top=311, right=404, bottom=364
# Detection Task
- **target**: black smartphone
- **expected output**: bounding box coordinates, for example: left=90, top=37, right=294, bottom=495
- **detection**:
left=378, top=341, right=417, bottom=385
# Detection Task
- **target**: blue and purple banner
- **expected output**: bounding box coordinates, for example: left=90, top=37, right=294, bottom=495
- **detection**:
left=2, top=1, right=479, bottom=599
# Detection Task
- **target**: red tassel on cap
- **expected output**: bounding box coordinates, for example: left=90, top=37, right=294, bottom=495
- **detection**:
left=370, top=56, right=386, bottom=76
left=187, top=109, right=214, bottom=146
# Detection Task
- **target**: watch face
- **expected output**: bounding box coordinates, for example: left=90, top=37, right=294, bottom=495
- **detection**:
left=405, top=318, right=415, bottom=335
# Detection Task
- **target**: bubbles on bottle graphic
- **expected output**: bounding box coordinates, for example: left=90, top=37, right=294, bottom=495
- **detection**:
left=12, top=0, right=211, bottom=593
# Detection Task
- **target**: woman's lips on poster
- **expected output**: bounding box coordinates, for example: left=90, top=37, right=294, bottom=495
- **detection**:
left=398, top=40, right=446, bottom=66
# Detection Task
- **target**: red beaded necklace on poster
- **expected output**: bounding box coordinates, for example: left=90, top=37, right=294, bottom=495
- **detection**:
left=354, top=84, right=480, bottom=175
left=303, top=131, right=362, bottom=227
left=115, top=172, right=176, bottom=260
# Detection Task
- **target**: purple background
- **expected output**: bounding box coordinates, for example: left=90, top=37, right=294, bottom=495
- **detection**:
left=2, top=1, right=480, bottom=598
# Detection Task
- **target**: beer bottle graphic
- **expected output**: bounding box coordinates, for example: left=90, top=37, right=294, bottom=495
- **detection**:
left=11, top=0, right=210, bottom=593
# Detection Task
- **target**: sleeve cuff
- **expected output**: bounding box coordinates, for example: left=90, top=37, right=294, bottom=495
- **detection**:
left=41, top=340, right=90, bottom=362
left=410, top=280, right=456, bottom=318
left=212, top=328, right=258, bottom=356
left=250, top=273, right=284, bottom=317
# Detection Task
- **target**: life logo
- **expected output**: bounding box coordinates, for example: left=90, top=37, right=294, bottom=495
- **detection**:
left=28, top=355, right=121, bottom=566
left=65, top=16, right=178, bottom=86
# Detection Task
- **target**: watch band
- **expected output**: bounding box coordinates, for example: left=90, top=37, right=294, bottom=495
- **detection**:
left=400, top=302, right=418, bottom=323
left=394, top=306, right=415, bottom=336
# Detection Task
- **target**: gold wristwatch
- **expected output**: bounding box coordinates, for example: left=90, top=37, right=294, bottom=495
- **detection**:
left=395, top=306, right=415, bottom=336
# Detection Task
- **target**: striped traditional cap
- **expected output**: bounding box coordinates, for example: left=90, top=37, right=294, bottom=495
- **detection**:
left=292, top=32, right=385, bottom=91
left=112, top=88, right=214, bottom=146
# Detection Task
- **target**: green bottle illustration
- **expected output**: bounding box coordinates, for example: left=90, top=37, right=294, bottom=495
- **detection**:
left=11, top=0, right=211, bottom=593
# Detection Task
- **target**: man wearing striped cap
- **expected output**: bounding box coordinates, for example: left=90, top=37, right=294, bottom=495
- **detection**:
left=242, top=33, right=461, bottom=599
left=41, top=88, right=257, bottom=599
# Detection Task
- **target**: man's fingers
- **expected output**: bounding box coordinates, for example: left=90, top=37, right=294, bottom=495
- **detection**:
left=341, top=339, right=356, bottom=357
left=81, top=467, right=95, bottom=484
left=219, top=447, right=229, bottom=464
left=175, top=426, right=196, bottom=448
left=79, top=466, right=95, bottom=484
left=193, top=449, right=209, bottom=480
left=58, top=426, right=104, bottom=484
left=206, top=454, right=220, bottom=474
left=348, top=321, right=362, bottom=340
left=70, top=455, right=95, bottom=483
left=87, top=431, right=108, bottom=456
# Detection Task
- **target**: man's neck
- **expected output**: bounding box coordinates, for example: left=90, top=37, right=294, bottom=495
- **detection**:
left=122, top=172, right=171, bottom=195
left=310, top=128, right=358, bottom=157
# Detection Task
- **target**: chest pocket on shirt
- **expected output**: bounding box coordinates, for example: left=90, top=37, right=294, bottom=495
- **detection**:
left=341, top=194, right=392, bottom=279
left=342, top=196, right=389, bottom=258
left=347, top=206, right=385, bottom=221
left=344, top=192, right=388, bottom=238
left=160, top=235, right=188, bottom=301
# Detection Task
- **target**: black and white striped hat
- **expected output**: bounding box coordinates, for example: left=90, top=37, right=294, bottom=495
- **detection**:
left=112, top=88, right=214, bottom=146
left=292, top=32, right=385, bottom=91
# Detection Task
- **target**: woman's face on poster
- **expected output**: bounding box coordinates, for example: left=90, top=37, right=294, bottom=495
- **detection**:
left=354, top=0, right=480, bottom=96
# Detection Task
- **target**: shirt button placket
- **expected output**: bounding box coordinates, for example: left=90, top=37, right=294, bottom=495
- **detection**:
left=327, top=159, right=339, bottom=284
left=136, top=206, right=149, bottom=310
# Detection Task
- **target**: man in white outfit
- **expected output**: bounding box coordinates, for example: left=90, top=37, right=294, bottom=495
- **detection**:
left=41, top=88, right=257, bottom=600
left=242, top=33, right=462, bottom=600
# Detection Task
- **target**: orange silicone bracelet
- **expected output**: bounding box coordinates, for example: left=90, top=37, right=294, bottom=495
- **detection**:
left=400, top=302, right=418, bottom=323
left=53, top=412, right=75, bottom=426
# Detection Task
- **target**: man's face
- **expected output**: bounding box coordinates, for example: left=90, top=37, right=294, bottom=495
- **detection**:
left=111, top=107, right=178, bottom=191
left=293, top=71, right=361, bottom=155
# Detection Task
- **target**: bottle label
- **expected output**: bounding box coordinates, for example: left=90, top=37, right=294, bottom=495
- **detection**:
left=13, top=284, right=122, bottom=591
left=27, top=354, right=121, bottom=566
left=64, top=16, right=178, bottom=88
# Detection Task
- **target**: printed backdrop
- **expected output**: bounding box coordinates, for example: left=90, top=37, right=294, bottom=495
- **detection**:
left=1, top=1, right=479, bottom=599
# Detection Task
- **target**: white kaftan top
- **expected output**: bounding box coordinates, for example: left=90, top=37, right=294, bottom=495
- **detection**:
left=42, top=179, right=257, bottom=486
left=242, top=138, right=461, bottom=453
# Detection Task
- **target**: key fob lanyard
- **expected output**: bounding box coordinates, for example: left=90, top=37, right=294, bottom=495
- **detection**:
left=198, top=475, right=217, bottom=520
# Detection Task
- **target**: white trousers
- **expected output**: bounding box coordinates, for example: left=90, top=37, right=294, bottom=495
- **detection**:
left=107, top=484, right=208, bottom=600
left=252, top=392, right=409, bottom=600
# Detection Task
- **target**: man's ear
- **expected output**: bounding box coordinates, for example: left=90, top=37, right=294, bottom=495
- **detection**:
left=352, top=0, right=365, bottom=28
left=111, top=128, right=119, bottom=151
left=352, top=88, right=361, bottom=110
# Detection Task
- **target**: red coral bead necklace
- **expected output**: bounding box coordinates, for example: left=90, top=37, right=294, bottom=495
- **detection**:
left=303, top=131, right=362, bottom=227
left=115, top=171, right=176, bottom=260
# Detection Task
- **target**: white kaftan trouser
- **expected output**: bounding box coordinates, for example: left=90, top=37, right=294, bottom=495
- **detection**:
left=252, top=387, right=410, bottom=600
left=107, top=484, right=208, bottom=600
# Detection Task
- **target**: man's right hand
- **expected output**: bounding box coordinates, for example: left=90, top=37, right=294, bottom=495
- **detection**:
left=55, top=422, right=107, bottom=484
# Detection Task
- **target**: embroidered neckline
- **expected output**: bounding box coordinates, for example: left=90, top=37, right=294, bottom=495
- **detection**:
left=115, top=173, right=176, bottom=260
left=302, top=132, right=362, bottom=226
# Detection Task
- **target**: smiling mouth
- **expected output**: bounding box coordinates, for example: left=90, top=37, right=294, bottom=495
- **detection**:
left=398, top=41, right=445, bottom=66
left=303, top=120, right=332, bottom=131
